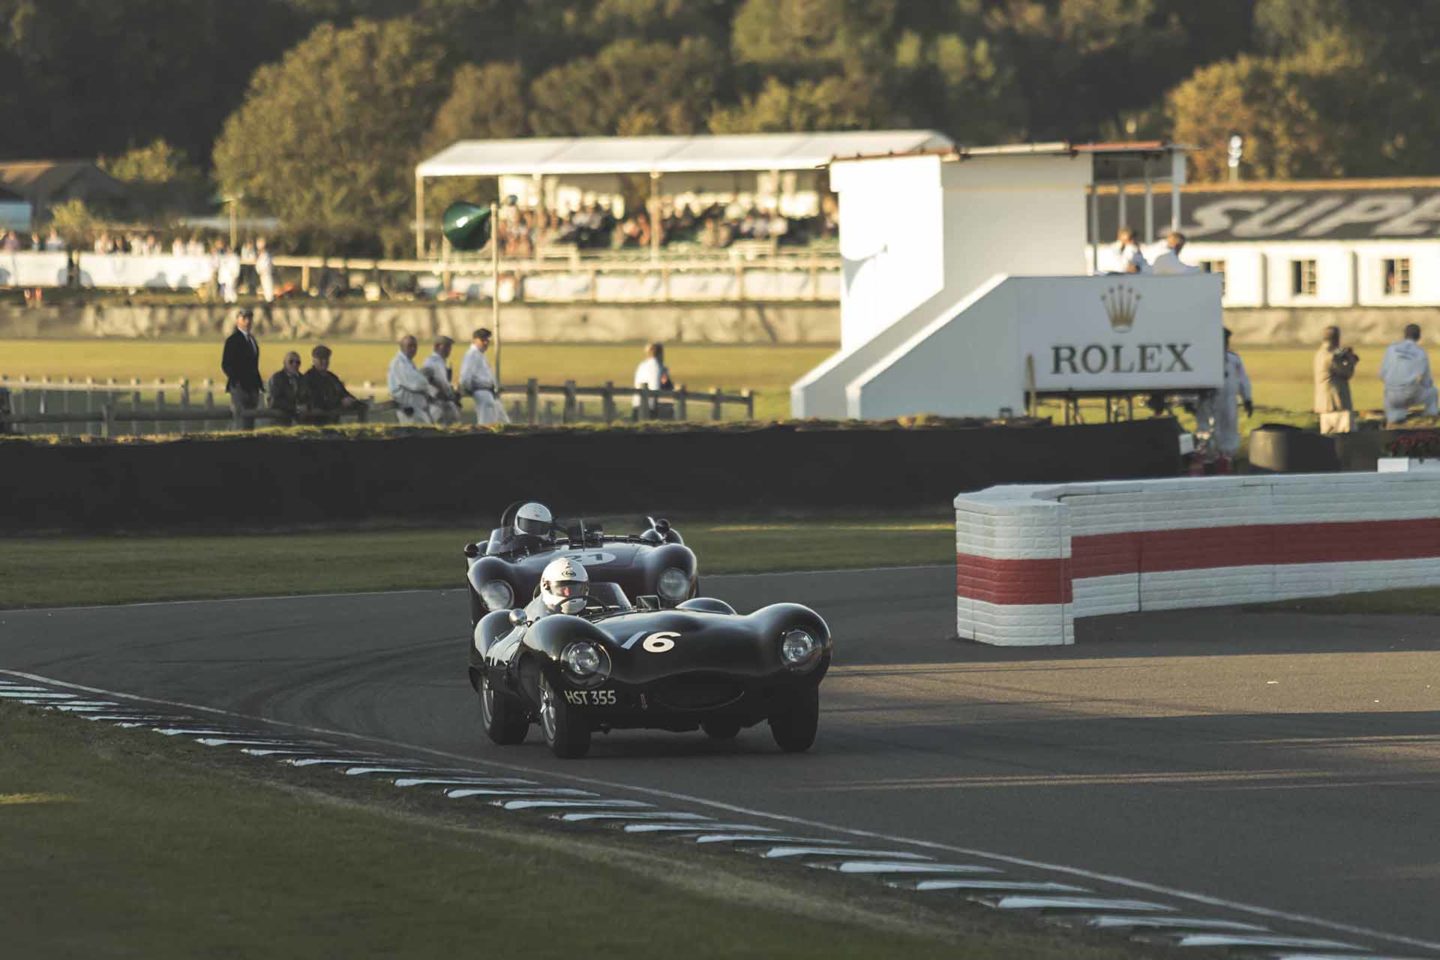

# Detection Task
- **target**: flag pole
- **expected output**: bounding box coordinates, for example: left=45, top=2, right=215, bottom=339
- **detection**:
left=490, top=201, right=501, bottom=389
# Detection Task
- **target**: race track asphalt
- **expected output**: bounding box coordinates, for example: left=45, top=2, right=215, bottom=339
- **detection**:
left=4, top=566, right=1439, bottom=954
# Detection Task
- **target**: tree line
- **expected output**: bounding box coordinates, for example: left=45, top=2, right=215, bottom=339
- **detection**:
left=2, top=0, right=1436, bottom=253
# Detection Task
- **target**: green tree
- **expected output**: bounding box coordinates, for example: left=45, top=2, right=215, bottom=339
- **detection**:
left=99, top=140, right=199, bottom=184
left=528, top=37, right=725, bottom=135
left=425, top=62, right=529, bottom=151
left=709, top=75, right=886, bottom=133
left=730, top=0, right=897, bottom=78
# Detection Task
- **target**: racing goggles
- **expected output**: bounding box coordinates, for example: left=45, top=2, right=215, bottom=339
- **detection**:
left=549, top=581, right=587, bottom=598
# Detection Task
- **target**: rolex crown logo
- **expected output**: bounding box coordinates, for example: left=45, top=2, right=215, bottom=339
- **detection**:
left=1101, top=284, right=1141, bottom=332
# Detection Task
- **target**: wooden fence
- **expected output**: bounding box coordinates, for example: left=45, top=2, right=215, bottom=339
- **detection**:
left=0, top=376, right=755, bottom=437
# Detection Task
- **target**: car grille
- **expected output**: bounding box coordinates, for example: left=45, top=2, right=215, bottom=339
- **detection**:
left=652, top=677, right=745, bottom=711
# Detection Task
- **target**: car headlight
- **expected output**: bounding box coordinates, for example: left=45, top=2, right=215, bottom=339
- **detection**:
left=657, top=567, right=692, bottom=603
left=478, top=580, right=514, bottom=611
left=561, top=642, right=611, bottom=683
left=780, top=629, right=821, bottom=669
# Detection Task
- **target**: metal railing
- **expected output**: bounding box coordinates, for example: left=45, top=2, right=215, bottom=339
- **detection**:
left=0, top=376, right=755, bottom=437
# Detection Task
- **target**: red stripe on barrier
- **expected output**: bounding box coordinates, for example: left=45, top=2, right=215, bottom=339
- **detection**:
left=961, top=518, right=1440, bottom=605
left=956, top=554, right=1072, bottom=605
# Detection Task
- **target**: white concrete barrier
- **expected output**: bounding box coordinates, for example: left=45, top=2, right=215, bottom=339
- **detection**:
left=955, top=473, right=1440, bottom=645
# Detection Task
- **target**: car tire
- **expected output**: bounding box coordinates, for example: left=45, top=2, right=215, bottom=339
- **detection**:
left=768, top=686, right=819, bottom=753
left=538, top=671, right=591, bottom=759
left=701, top=719, right=742, bottom=740
left=479, top=673, right=528, bottom=745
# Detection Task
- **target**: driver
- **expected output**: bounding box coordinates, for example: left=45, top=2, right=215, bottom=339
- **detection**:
left=525, top=557, right=590, bottom=619
left=512, top=502, right=554, bottom=551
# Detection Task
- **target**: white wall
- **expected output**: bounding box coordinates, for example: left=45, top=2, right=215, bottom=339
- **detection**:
left=1155, top=239, right=1440, bottom=309
left=794, top=153, right=1092, bottom=419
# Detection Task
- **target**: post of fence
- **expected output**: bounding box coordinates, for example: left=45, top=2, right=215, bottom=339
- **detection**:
left=61, top=376, right=72, bottom=436
left=743, top=388, right=754, bottom=420
left=101, top=402, right=113, bottom=439
left=602, top=381, right=616, bottom=423
left=204, top=377, right=216, bottom=430
left=563, top=380, right=577, bottom=423
left=526, top=379, right=539, bottom=424
left=130, top=377, right=141, bottom=436
left=84, top=377, right=94, bottom=436
left=39, top=375, right=48, bottom=415
left=712, top=386, right=723, bottom=421
left=179, top=378, right=190, bottom=436
left=677, top=385, right=688, bottom=421
left=155, top=378, right=165, bottom=435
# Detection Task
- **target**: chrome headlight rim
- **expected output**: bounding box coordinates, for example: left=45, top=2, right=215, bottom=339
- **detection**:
left=560, top=641, right=611, bottom=686
left=656, top=566, right=692, bottom=604
left=478, top=579, right=514, bottom=611
left=779, top=628, right=822, bottom=671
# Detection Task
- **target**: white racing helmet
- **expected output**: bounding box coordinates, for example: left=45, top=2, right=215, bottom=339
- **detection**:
left=514, top=502, right=553, bottom=541
left=541, top=557, right=589, bottom=615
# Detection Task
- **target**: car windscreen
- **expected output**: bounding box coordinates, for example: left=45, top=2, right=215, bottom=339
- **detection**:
left=585, top=582, right=632, bottom=613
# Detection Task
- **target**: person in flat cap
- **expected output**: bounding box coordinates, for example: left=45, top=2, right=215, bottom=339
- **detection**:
left=422, top=334, right=461, bottom=423
left=299, top=343, right=364, bottom=424
left=459, top=327, right=509, bottom=424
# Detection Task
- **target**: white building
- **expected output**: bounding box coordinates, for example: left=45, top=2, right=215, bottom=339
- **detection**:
left=1095, top=179, right=1440, bottom=309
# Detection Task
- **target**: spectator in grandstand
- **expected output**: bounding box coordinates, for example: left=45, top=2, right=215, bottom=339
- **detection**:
left=421, top=335, right=462, bottom=423
left=1100, top=225, right=1147, bottom=274
left=255, top=238, right=275, bottom=303
left=632, top=342, right=673, bottom=419
left=1, top=231, right=18, bottom=252
left=267, top=350, right=304, bottom=426
left=221, top=307, right=262, bottom=430
left=1379, top=324, right=1439, bottom=425
left=1149, top=231, right=1201, bottom=275
left=1314, top=326, right=1359, bottom=435
left=299, top=344, right=364, bottom=424
left=459, top=327, right=508, bottom=426
left=388, top=334, right=438, bottom=424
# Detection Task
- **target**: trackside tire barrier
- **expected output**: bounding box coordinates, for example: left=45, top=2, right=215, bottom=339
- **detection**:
left=954, top=472, right=1440, bottom=646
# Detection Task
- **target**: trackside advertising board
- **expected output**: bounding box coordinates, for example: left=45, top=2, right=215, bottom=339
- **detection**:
left=1017, top=274, right=1224, bottom=392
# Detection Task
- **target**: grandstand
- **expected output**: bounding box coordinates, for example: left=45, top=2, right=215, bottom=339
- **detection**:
left=412, top=131, right=952, bottom=259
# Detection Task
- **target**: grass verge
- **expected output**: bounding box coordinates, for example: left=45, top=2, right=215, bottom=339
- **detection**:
left=0, top=703, right=1157, bottom=960
left=0, top=513, right=955, bottom=609
left=1248, top=587, right=1440, bottom=615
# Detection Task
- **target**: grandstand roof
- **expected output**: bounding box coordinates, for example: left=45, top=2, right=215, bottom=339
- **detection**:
left=416, top=131, right=954, bottom=178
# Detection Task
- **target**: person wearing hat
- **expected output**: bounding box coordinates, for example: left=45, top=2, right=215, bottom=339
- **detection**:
left=221, top=307, right=263, bottom=429
left=459, top=327, right=509, bottom=425
left=266, top=350, right=304, bottom=426
left=299, top=344, right=364, bottom=424
left=422, top=335, right=462, bottom=424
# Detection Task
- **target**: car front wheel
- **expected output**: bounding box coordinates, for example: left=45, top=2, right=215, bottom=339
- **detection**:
left=538, top=672, right=591, bottom=759
left=768, top=686, right=819, bottom=753
left=480, top=673, right=528, bottom=745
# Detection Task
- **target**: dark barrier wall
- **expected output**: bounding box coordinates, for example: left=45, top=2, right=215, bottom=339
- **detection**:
left=0, top=419, right=1181, bottom=533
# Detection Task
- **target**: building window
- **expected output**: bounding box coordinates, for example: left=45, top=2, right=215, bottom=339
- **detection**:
left=1201, top=260, right=1226, bottom=293
left=1384, top=258, right=1411, bottom=295
left=1291, top=259, right=1318, bottom=296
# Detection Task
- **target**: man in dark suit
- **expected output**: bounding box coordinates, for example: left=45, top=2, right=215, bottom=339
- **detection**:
left=221, top=307, right=263, bottom=429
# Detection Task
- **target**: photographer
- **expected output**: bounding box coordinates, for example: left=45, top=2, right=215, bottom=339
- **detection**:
left=1314, top=326, right=1359, bottom=434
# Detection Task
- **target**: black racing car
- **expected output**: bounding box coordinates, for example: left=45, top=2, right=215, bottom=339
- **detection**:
left=464, top=502, right=698, bottom=623
left=468, top=583, right=831, bottom=758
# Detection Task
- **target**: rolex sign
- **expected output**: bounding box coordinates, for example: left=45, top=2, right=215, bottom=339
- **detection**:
left=1017, top=274, right=1224, bottom=392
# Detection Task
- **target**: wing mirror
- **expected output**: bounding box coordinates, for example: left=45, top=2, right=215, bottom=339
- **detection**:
left=507, top=609, right=527, bottom=627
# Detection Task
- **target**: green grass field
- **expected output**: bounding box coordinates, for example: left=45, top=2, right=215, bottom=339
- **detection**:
left=7, top=703, right=1154, bottom=960
left=0, top=339, right=832, bottom=422
left=1, top=339, right=1402, bottom=425
left=0, top=514, right=954, bottom=609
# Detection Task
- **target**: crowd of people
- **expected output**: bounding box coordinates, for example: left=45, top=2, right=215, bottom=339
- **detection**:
left=492, top=198, right=837, bottom=258
left=219, top=308, right=678, bottom=431
left=0, top=228, right=66, bottom=251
